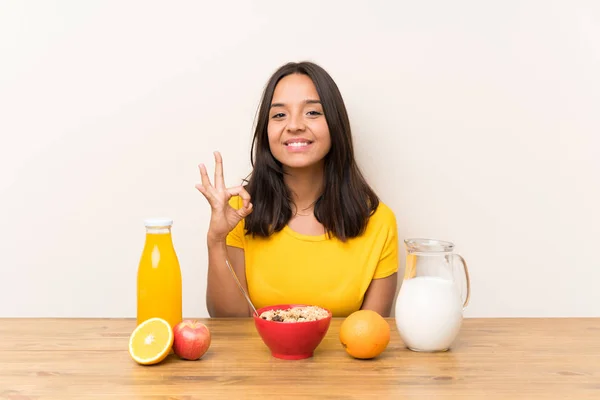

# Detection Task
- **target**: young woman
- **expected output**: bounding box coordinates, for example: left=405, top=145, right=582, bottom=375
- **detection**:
left=196, top=61, right=398, bottom=318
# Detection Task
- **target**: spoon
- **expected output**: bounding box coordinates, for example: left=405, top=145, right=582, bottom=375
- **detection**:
left=224, top=258, right=259, bottom=317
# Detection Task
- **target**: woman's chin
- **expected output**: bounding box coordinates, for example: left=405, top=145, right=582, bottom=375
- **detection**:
left=281, top=159, right=324, bottom=172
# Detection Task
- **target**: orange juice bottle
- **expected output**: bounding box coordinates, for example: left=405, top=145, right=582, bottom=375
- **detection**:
left=137, top=218, right=182, bottom=329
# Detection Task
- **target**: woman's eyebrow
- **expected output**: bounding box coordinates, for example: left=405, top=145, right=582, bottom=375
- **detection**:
left=270, top=99, right=322, bottom=108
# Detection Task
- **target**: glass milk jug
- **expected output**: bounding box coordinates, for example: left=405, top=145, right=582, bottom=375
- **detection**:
left=137, top=218, right=182, bottom=329
left=395, top=238, right=471, bottom=352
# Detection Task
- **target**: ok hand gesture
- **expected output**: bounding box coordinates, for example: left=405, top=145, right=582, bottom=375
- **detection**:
left=195, top=151, right=253, bottom=243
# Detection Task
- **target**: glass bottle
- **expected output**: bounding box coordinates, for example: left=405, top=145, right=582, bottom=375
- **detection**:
left=137, top=218, right=182, bottom=329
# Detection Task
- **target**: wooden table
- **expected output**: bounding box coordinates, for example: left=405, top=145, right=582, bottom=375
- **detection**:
left=0, top=318, right=598, bottom=399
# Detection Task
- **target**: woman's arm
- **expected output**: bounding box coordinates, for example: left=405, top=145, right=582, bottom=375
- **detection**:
left=196, top=151, right=253, bottom=318
left=206, top=242, right=251, bottom=317
left=360, top=273, right=398, bottom=317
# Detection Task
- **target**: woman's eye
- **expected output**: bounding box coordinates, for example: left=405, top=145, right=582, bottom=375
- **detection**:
left=271, top=113, right=285, bottom=119
left=307, top=111, right=322, bottom=116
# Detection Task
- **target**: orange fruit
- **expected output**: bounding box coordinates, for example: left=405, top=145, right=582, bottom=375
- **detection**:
left=339, top=310, right=390, bottom=359
left=129, top=317, right=174, bottom=365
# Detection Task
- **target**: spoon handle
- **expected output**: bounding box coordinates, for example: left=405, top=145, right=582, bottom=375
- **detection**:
left=224, top=258, right=258, bottom=316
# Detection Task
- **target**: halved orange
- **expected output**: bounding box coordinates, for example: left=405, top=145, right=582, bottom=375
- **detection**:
left=129, top=317, right=174, bottom=365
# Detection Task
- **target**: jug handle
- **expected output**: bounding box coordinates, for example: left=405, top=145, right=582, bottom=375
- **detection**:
left=453, top=254, right=471, bottom=308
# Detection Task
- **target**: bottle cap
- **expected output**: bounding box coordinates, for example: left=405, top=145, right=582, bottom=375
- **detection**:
left=144, top=218, right=173, bottom=227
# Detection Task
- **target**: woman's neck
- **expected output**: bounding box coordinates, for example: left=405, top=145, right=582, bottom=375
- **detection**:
left=283, top=164, right=324, bottom=213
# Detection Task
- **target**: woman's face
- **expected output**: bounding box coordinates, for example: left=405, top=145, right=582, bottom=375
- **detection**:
left=267, top=73, right=331, bottom=171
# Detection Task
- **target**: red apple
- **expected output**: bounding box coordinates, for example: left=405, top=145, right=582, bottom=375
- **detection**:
left=172, top=320, right=211, bottom=360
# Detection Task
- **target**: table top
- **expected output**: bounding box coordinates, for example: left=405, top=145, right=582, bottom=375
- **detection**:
left=1, top=317, right=599, bottom=399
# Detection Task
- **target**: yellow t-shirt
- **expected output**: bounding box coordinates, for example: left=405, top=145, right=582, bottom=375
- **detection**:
left=226, top=196, right=399, bottom=317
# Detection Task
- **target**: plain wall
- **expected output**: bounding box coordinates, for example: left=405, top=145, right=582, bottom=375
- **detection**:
left=1, top=0, right=598, bottom=318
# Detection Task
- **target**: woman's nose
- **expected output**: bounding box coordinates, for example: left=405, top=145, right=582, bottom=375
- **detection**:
left=286, top=112, right=305, bottom=132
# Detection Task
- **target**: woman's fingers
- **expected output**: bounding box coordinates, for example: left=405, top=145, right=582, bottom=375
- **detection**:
left=197, top=163, right=220, bottom=205
left=199, top=163, right=213, bottom=189
left=237, top=202, right=253, bottom=218
left=197, top=154, right=251, bottom=218
left=227, top=185, right=253, bottom=217
left=195, top=183, right=206, bottom=195
left=227, top=185, right=252, bottom=209
left=213, top=151, right=225, bottom=190
left=195, top=183, right=217, bottom=206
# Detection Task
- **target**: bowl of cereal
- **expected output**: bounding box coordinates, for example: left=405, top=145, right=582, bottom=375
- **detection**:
left=253, top=304, right=332, bottom=360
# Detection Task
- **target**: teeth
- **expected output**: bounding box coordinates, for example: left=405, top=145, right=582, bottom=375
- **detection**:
left=287, top=142, right=309, bottom=147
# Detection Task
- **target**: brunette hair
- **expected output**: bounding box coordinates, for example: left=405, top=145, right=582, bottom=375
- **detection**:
left=243, top=61, right=379, bottom=242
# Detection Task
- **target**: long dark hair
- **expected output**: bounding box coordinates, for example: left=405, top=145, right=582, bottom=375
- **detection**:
left=243, top=61, right=379, bottom=242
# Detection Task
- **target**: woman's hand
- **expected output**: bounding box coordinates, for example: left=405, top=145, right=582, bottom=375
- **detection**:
left=195, top=151, right=253, bottom=243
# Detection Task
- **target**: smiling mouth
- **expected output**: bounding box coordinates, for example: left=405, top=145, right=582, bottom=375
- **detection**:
left=284, top=141, right=313, bottom=148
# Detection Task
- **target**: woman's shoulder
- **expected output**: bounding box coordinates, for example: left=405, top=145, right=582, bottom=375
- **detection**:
left=362, top=200, right=398, bottom=237
left=370, top=200, right=397, bottom=224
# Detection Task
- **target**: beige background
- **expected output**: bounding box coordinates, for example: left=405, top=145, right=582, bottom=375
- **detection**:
left=1, top=0, right=598, bottom=318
